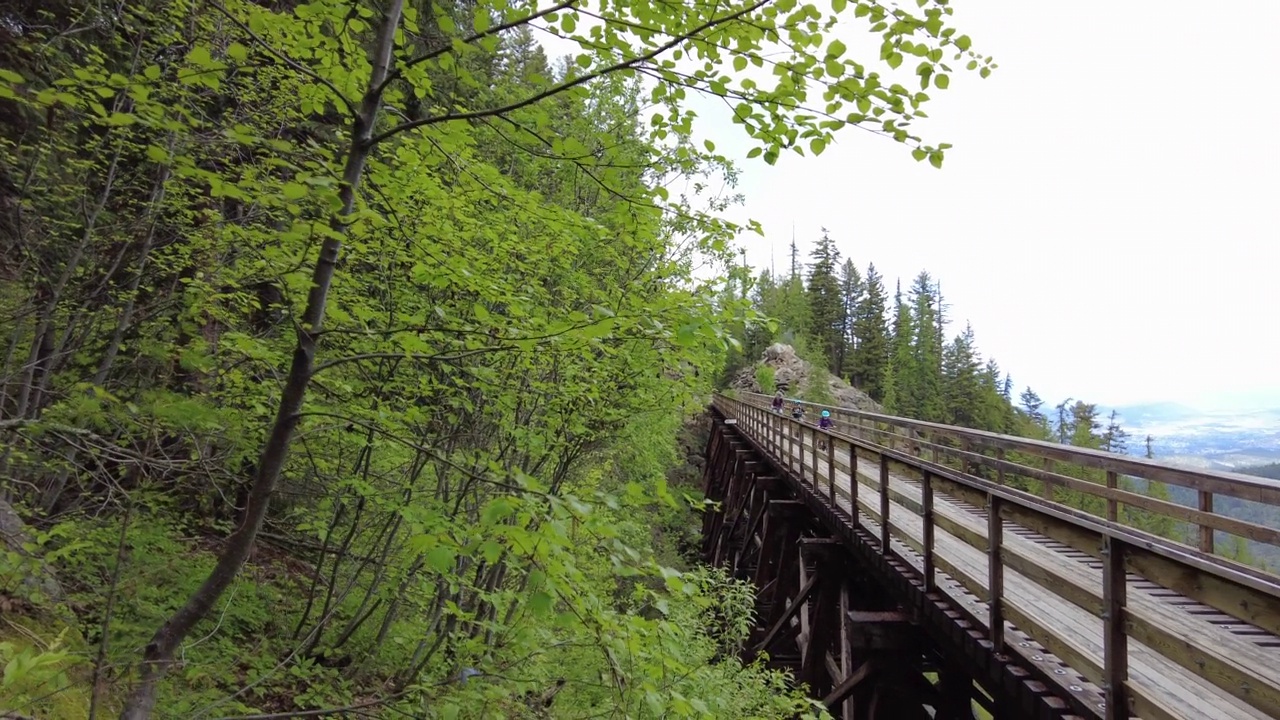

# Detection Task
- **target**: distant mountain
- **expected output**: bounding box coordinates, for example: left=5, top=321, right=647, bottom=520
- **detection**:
left=1241, top=463, right=1280, bottom=481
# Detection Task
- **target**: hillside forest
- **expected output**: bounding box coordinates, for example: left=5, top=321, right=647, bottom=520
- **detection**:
left=724, top=231, right=1268, bottom=568
left=0, top=0, right=1001, bottom=717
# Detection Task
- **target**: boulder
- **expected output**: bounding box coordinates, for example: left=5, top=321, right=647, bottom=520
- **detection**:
left=730, top=344, right=881, bottom=412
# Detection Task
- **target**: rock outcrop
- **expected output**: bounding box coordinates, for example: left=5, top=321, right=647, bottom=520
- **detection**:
left=730, top=343, right=881, bottom=412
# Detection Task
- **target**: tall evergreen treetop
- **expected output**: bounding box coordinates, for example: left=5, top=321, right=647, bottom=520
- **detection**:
left=849, top=262, right=890, bottom=400
left=836, top=258, right=864, bottom=377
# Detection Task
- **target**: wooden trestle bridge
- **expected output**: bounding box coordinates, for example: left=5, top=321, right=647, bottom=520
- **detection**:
left=700, top=392, right=1280, bottom=720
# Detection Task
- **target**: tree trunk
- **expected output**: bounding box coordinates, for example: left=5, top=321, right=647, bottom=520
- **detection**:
left=118, top=3, right=405, bottom=716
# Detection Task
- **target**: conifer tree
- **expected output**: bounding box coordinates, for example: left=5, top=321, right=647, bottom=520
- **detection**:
left=941, top=324, right=983, bottom=427
left=883, top=284, right=914, bottom=415
left=905, top=272, right=944, bottom=421
left=807, top=229, right=844, bottom=372
left=849, top=263, right=890, bottom=399
left=836, top=258, right=863, bottom=376
left=1101, top=410, right=1129, bottom=454
left=1069, top=401, right=1102, bottom=449
left=1054, top=399, right=1074, bottom=443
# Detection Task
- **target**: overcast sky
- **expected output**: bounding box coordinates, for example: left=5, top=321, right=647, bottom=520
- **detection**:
left=542, top=1, right=1280, bottom=412
left=675, top=0, right=1280, bottom=412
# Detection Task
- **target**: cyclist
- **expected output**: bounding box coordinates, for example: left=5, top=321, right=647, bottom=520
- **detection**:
left=817, top=410, right=834, bottom=450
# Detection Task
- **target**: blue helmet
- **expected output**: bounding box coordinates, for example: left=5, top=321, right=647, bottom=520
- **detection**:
left=821, top=410, right=830, bottom=418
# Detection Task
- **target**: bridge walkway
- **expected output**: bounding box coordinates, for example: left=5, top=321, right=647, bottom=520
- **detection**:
left=709, top=393, right=1280, bottom=720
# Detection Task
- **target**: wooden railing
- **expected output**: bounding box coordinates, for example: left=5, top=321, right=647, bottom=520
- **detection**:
left=714, top=393, right=1280, bottom=720
left=736, top=391, right=1280, bottom=570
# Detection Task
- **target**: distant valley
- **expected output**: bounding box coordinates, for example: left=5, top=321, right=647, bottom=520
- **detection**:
left=1106, top=402, right=1280, bottom=470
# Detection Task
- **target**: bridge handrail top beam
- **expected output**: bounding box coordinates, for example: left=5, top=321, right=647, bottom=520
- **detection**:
left=732, top=390, right=1280, bottom=503
left=712, top=395, right=1280, bottom=600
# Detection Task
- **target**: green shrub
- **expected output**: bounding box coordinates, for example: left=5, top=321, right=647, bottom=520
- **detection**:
left=755, top=365, right=776, bottom=394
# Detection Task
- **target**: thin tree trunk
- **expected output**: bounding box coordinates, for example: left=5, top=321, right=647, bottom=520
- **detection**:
left=118, top=3, right=404, bottom=716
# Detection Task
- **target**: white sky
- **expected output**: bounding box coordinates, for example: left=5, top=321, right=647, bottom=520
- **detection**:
left=539, top=1, right=1280, bottom=412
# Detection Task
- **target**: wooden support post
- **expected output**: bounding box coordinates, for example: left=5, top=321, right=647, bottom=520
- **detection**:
left=1106, top=470, right=1118, bottom=522
left=1198, top=491, right=1214, bottom=554
left=922, top=469, right=935, bottom=592
left=879, top=454, right=891, bottom=556
left=1103, top=534, right=1129, bottom=720
left=839, top=583, right=855, bottom=720
left=988, top=494, right=1004, bottom=653
left=1040, top=457, right=1054, bottom=501
left=996, top=447, right=1005, bottom=486
left=938, top=664, right=973, bottom=720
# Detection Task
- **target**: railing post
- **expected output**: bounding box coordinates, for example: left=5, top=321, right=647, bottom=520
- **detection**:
left=1198, top=491, right=1214, bottom=554
left=879, top=454, right=891, bottom=556
left=1103, top=534, right=1129, bottom=720
left=988, top=494, right=1004, bottom=653
left=1106, top=470, right=1118, bottom=522
left=922, top=469, right=935, bottom=592
left=996, top=447, right=1005, bottom=486
left=801, top=424, right=808, bottom=481
left=827, top=433, right=836, bottom=500
left=1040, top=457, right=1055, bottom=501
left=850, top=441, right=858, bottom=525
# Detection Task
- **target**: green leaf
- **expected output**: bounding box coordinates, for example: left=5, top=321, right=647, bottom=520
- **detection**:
left=934, top=74, right=950, bottom=89
left=955, top=34, right=972, bottom=51
left=282, top=182, right=307, bottom=200
left=528, top=591, right=554, bottom=615
left=827, top=40, right=847, bottom=59
left=425, top=546, right=455, bottom=572
left=911, top=147, right=926, bottom=161
left=733, top=55, right=747, bottom=72
left=886, top=52, right=903, bottom=69
left=227, top=43, right=248, bottom=61
left=809, top=137, right=826, bottom=155
left=481, top=495, right=514, bottom=523
left=928, top=151, right=943, bottom=168
left=187, top=46, right=214, bottom=68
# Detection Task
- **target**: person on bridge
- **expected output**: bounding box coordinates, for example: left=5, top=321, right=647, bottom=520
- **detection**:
left=790, top=402, right=805, bottom=436
left=817, top=410, right=833, bottom=450
left=771, top=390, right=784, bottom=414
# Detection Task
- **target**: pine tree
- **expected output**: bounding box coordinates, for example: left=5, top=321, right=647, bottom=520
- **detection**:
left=849, top=263, right=889, bottom=400
left=806, top=229, right=844, bottom=373
left=941, top=324, right=983, bottom=427
left=1018, top=387, right=1049, bottom=438
left=1069, top=401, right=1102, bottom=449
left=904, top=272, right=944, bottom=422
left=1020, top=387, right=1045, bottom=423
left=883, top=284, right=914, bottom=415
left=1054, top=399, right=1074, bottom=443
left=1101, top=410, right=1129, bottom=454
left=835, top=258, right=863, bottom=377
